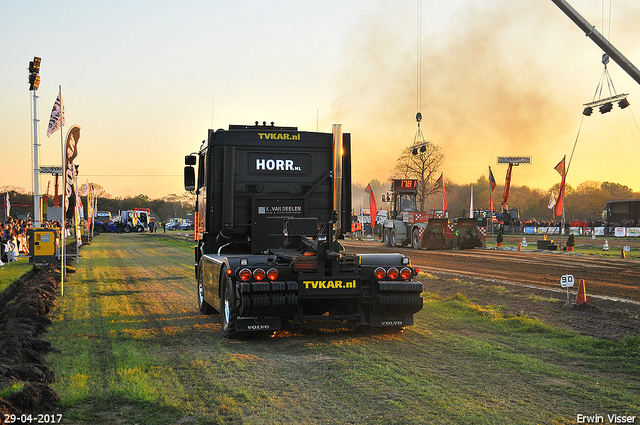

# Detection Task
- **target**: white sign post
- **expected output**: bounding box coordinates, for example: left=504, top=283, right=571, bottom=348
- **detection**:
left=561, top=274, right=575, bottom=303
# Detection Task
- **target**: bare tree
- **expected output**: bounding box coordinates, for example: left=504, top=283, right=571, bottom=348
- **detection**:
left=392, top=142, right=445, bottom=211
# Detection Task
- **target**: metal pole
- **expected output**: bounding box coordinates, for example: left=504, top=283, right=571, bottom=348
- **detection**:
left=551, top=0, right=640, bottom=87
left=32, top=90, right=41, bottom=227
left=75, top=165, right=79, bottom=264
left=60, top=97, right=65, bottom=297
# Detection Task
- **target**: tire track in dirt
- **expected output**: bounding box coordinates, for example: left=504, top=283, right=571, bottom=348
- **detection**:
left=343, top=240, right=640, bottom=302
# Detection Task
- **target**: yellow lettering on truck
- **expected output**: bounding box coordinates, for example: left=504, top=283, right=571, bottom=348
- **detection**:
left=303, top=280, right=356, bottom=289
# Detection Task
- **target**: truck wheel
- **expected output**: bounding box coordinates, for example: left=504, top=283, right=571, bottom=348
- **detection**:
left=124, top=225, right=131, bottom=233
left=197, top=262, right=216, bottom=315
left=384, top=229, right=391, bottom=247
left=412, top=229, right=420, bottom=249
left=220, top=273, right=239, bottom=338
left=390, top=230, right=397, bottom=247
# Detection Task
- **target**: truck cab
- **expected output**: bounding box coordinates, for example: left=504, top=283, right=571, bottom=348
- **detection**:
left=185, top=123, right=423, bottom=338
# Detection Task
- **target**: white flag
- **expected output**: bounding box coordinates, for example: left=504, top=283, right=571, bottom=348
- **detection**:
left=47, top=91, right=65, bottom=137
left=81, top=179, right=89, bottom=196
left=548, top=191, right=556, bottom=210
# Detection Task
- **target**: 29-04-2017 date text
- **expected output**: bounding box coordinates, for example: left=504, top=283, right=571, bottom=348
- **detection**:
left=3, top=413, right=63, bottom=424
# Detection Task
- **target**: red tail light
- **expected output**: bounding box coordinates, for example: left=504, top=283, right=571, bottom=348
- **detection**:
left=239, top=268, right=252, bottom=281
left=387, top=267, right=399, bottom=280
left=400, top=267, right=412, bottom=280
left=374, top=267, right=386, bottom=280
left=267, top=268, right=279, bottom=281
left=253, top=268, right=265, bottom=281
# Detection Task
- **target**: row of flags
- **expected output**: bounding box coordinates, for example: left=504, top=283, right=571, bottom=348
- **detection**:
left=44, top=89, right=83, bottom=247
left=363, top=156, right=567, bottom=219
left=490, top=157, right=567, bottom=218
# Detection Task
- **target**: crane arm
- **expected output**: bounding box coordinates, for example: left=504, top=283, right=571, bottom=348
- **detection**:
left=551, top=0, right=640, bottom=87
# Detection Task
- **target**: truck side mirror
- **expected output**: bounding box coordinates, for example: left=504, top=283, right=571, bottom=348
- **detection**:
left=184, top=166, right=195, bottom=191
left=185, top=155, right=197, bottom=166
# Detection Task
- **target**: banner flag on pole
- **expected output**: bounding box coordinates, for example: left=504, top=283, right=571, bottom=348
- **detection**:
left=364, top=183, right=377, bottom=230
left=46, top=90, right=65, bottom=137
left=81, top=179, right=89, bottom=196
left=554, top=156, right=566, bottom=177
left=555, top=156, right=566, bottom=217
left=548, top=190, right=556, bottom=210
left=64, top=126, right=81, bottom=219
left=469, top=185, right=474, bottom=217
left=5, top=193, right=9, bottom=218
left=488, top=166, right=496, bottom=213
left=437, top=173, right=447, bottom=213
left=75, top=192, right=83, bottom=248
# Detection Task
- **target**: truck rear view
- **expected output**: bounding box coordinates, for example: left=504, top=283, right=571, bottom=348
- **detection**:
left=184, top=123, right=423, bottom=337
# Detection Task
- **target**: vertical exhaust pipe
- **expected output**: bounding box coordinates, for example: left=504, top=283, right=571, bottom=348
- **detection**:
left=332, top=124, right=343, bottom=237
left=217, top=145, right=235, bottom=245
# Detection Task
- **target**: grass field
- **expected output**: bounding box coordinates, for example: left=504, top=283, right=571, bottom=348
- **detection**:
left=45, top=233, right=640, bottom=424
left=0, top=256, right=34, bottom=295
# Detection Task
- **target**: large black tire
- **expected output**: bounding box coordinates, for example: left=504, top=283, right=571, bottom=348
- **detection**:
left=412, top=229, right=420, bottom=249
left=124, top=225, right=131, bottom=233
left=220, top=272, right=240, bottom=338
left=390, top=229, right=397, bottom=247
left=197, top=262, right=216, bottom=315
left=384, top=229, right=391, bottom=247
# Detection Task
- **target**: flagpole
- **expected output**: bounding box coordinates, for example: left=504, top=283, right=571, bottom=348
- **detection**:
left=59, top=86, right=65, bottom=296
left=489, top=166, right=495, bottom=248
left=75, top=166, right=80, bottom=264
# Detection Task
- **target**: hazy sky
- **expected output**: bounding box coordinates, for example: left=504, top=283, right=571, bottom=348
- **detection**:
left=3, top=0, right=640, bottom=200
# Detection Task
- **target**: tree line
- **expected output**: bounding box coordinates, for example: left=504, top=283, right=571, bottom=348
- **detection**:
left=3, top=170, right=638, bottom=224
left=352, top=141, right=639, bottom=221
left=1, top=184, right=195, bottom=222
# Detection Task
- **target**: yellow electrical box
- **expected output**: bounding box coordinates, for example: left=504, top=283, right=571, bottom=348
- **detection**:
left=29, top=228, right=57, bottom=264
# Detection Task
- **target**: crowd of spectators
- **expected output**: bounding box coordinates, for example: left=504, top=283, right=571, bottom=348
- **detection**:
left=1, top=217, right=31, bottom=264
left=496, top=217, right=636, bottom=236
left=1, top=217, right=76, bottom=265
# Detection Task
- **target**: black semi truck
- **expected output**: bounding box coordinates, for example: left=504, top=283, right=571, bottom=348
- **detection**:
left=184, top=123, right=423, bottom=338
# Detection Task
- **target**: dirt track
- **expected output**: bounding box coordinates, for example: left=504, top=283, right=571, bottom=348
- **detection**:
left=343, top=239, right=640, bottom=341
left=344, top=240, right=640, bottom=302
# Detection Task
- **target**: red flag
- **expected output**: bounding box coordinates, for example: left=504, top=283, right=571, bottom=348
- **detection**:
left=555, top=156, right=566, bottom=216
left=437, top=173, right=447, bottom=212
left=554, top=156, right=566, bottom=177
left=365, top=184, right=377, bottom=229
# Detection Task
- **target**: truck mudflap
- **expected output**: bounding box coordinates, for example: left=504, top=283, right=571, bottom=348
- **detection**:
left=238, top=281, right=299, bottom=317
left=373, top=280, right=424, bottom=315
left=235, top=316, right=282, bottom=332
left=369, top=314, right=414, bottom=327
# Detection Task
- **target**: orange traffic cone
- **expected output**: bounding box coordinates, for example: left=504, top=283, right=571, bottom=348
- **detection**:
left=518, top=242, right=522, bottom=251
left=621, top=247, right=627, bottom=259
left=575, top=279, right=587, bottom=305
